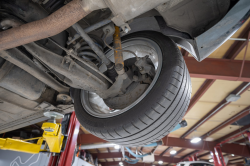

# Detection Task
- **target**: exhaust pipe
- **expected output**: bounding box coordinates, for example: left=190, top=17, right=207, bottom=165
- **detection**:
left=0, top=0, right=106, bottom=51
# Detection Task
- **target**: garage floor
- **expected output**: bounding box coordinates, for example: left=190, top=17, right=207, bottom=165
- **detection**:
left=0, top=150, right=50, bottom=166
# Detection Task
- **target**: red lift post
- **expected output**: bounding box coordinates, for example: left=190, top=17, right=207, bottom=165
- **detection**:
left=211, top=131, right=250, bottom=166
left=188, top=156, right=197, bottom=161
left=246, top=132, right=250, bottom=142
left=214, top=147, right=226, bottom=166
left=48, top=111, right=80, bottom=166
left=211, top=151, right=220, bottom=166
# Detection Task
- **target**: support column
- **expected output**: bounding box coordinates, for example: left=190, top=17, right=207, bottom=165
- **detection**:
left=193, top=154, right=198, bottom=161
left=58, top=111, right=80, bottom=166
left=188, top=156, right=194, bottom=161
left=48, top=112, right=80, bottom=166
left=246, top=131, right=250, bottom=142
left=214, top=146, right=226, bottom=166
left=211, top=150, right=220, bottom=166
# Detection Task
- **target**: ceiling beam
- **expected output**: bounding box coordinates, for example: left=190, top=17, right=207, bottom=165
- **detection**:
left=156, top=156, right=181, bottom=163
left=181, top=150, right=201, bottom=160
left=94, top=152, right=181, bottom=163
left=180, top=82, right=250, bottom=138
left=175, top=149, right=186, bottom=156
left=229, top=158, right=244, bottom=162
left=228, top=162, right=245, bottom=165
left=184, top=57, right=250, bottom=82
left=181, top=48, right=189, bottom=57
left=197, top=152, right=210, bottom=158
left=234, top=138, right=249, bottom=144
left=78, top=134, right=250, bottom=157
left=78, top=133, right=107, bottom=144
left=186, top=79, right=215, bottom=114
left=160, top=147, right=172, bottom=156
left=216, top=124, right=250, bottom=143
left=227, top=163, right=245, bottom=166
left=201, top=106, right=250, bottom=139
left=162, top=137, right=250, bottom=157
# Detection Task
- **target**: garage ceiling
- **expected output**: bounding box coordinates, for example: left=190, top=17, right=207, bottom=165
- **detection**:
left=78, top=17, right=250, bottom=166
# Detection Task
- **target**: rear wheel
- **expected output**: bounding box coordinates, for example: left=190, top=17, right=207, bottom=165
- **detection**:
left=74, top=31, right=191, bottom=146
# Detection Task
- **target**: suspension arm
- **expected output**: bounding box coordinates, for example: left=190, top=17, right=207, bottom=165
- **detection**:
left=23, top=42, right=109, bottom=98
left=0, top=48, right=69, bottom=93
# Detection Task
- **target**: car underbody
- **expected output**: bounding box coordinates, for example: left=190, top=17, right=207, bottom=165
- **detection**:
left=0, top=0, right=249, bottom=145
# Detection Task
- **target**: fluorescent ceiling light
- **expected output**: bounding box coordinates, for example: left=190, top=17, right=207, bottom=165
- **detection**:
left=114, top=145, right=121, bottom=149
left=209, top=159, right=214, bottom=162
left=170, top=150, right=177, bottom=155
left=190, top=137, right=201, bottom=143
left=231, top=154, right=235, bottom=156
left=158, top=161, right=163, bottom=164
left=119, top=162, right=123, bottom=165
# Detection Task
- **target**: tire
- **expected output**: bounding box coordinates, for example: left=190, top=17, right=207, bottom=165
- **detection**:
left=74, top=31, right=191, bottom=146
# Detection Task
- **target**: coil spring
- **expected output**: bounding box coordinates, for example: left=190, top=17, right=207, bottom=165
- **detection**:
left=77, top=39, right=102, bottom=65
left=75, top=37, right=118, bottom=82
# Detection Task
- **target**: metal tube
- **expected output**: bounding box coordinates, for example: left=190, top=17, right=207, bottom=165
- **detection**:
left=0, top=0, right=91, bottom=51
left=72, top=23, right=111, bottom=66
left=80, top=143, right=117, bottom=150
left=236, top=82, right=250, bottom=95
left=84, top=19, right=111, bottom=33
left=67, top=19, right=112, bottom=45
left=229, top=38, right=250, bottom=41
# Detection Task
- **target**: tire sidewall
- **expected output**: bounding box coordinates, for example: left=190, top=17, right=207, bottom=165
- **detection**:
left=74, top=31, right=187, bottom=143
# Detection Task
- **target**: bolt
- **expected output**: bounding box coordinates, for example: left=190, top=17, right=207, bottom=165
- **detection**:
left=133, top=75, right=138, bottom=81
left=65, top=59, right=71, bottom=63
left=124, top=27, right=129, bottom=33
left=139, top=66, right=143, bottom=71
left=68, top=48, right=74, bottom=53
left=62, top=95, right=67, bottom=100
left=115, top=63, right=123, bottom=71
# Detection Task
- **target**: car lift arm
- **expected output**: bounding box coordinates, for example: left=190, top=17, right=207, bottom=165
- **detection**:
left=0, top=112, right=65, bottom=154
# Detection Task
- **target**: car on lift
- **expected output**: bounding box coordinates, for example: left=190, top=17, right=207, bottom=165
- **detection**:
left=0, top=0, right=249, bottom=146
left=177, top=161, right=214, bottom=166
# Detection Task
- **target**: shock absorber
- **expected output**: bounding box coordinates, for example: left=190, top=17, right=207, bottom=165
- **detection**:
left=113, top=26, right=125, bottom=75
